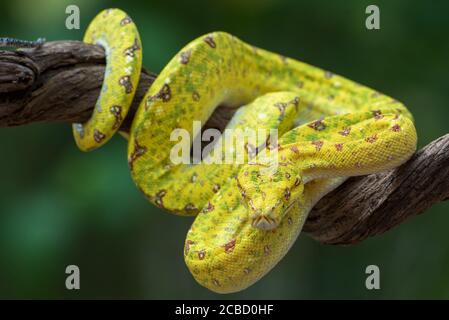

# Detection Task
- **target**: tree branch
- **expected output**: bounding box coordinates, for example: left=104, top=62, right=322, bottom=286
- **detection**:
left=1, top=41, right=448, bottom=245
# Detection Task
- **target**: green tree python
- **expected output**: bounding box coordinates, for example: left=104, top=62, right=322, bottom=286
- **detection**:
left=72, top=9, right=417, bottom=293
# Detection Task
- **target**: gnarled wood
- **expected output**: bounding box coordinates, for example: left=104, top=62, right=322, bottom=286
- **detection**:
left=1, top=41, right=448, bottom=245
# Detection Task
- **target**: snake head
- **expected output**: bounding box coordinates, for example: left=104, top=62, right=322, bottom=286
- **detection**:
left=237, top=163, right=304, bottom=230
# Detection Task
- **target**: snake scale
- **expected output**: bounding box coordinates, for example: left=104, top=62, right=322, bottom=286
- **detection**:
left=72, top=9, right=417, bottom=293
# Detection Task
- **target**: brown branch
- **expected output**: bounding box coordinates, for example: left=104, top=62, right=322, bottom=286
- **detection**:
left=1, top=41, right=448, bottom=245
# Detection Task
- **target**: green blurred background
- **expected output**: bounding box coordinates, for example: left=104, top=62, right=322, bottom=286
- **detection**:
left=1, top=0, right=448, bottom=299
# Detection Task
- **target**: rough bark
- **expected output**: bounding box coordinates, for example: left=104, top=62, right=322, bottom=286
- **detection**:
left=1, top=41, right=448, bottom=245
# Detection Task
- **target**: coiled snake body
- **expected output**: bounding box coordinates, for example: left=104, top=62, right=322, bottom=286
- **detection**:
left=74, top=9, right=417, bottom=293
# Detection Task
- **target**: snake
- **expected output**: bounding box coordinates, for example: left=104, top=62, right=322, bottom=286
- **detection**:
left=72, top=9, right=417, bottom=293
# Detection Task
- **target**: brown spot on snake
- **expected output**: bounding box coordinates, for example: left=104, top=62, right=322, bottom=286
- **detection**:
left=308, top=119, right=326, bottom=131
left=184, top=203, right=198, bottom=213
left=203, top=35, right=216, bottom=48
left=192, top=91, right=200, bottom=101
left=284, top=188, right=291, bottom=201
left=224, top=239, right=236, bottom=253
left=365, top=134, right=378, bottom=143
left=154, top=189, right=167, bottom=208
left=119, top=75, right=133, bottom=94
left=335, top=143, right=344, bottom=151
left=110, top=105, right=122, bottom=129
left=128, top=139, right=147, bottom=170
left=294, top=177, right=301, bottom=187
left=148, top=83, right=171, bottom=104
left=312, top=140, right=324, bottom=151
left=274, top=102, right=287, bottom=116
left=203, top=202, right=215, bottom=213
left=184, top=240, right=194, bottom=256
left=93, top=129, right=106, bottom=143
left=180, top=50, right=191, bottom=64
left=264, top=245, right=271, bottom=256
left=372, top=110, right=384, bottom=120
left=123, top=38, right=140, bottom=57
left=120, top=16, right=132, bottom=26
left=339, top=127, right=351, bottom=136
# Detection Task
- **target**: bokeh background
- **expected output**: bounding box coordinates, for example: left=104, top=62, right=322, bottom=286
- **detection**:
left=0, top=0, right=448, bottom=299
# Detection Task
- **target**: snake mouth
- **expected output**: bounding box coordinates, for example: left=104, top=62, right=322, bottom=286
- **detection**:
left=251, top=215, right=278, bottom=230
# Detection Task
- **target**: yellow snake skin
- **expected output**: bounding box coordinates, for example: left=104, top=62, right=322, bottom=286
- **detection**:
left=73, top=9, right=417, bottom=293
